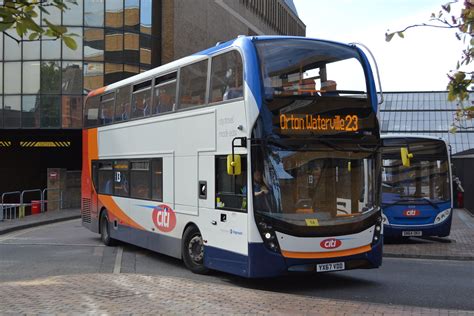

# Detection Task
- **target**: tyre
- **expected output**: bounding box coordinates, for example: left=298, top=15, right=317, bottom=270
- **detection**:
left=100, top=210, right=116, bottom=246
left=182, top=225, right=209, bottom=274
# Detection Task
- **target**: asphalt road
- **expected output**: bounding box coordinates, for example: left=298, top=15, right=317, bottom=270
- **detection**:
left=0, top=219, right=473, bottom=311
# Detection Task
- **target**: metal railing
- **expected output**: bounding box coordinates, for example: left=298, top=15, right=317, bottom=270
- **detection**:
left=1, top=188, right=66, bottom=221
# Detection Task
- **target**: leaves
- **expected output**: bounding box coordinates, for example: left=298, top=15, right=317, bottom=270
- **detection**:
left=385, top=32, right=395, bottom=42
left=1, top=0, right=78, bottom=50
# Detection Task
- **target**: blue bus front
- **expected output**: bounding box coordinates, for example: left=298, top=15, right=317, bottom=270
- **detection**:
left=381, top=137, right=453, bottom=238
left=244, top=37, right=383, bottom=277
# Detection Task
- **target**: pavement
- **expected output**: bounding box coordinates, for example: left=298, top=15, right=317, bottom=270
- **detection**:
left=0, top=208, right=81, bottom=235
left=1, top=208, right=473, bottom=315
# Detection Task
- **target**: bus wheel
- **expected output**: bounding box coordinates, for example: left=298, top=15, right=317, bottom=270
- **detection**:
left=100, top=211, right=116, bottom=246
left=182, top=225, right=209, bottom=274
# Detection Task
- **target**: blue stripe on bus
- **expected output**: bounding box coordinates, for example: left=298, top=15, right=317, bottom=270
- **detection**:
left=204, top=245, right=249, bottom=277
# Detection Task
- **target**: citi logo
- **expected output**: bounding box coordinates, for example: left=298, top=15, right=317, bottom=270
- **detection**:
left=403, top=209, right=420, bottom=217
left=320, top=238, right=342, bottom=249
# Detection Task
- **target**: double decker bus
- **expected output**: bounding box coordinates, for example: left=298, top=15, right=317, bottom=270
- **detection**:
left=81, top=36, right=383, bottom=277
left=381, top=135, right=453, bottom=238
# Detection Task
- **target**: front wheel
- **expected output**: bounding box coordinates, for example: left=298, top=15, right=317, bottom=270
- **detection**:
left=182, top=225, right=209, bottom=274
left=100, top=210, right=116, bottom=246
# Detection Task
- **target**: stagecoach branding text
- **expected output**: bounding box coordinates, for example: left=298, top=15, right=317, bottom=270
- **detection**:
left=280, top=114, right=359, bottom=132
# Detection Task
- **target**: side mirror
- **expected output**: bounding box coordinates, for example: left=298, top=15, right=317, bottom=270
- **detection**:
left=227, top=154, right=241, bottom=175
left=400, top=147, right=413, bottom=167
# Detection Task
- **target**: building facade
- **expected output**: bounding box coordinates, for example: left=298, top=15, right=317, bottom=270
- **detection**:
left=380, top=91, right=474, bottom=211
left=0, top=0, right=305, bottom=194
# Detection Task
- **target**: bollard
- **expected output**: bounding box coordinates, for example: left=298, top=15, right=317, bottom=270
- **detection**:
left=19, top=205, right=25, bottom=218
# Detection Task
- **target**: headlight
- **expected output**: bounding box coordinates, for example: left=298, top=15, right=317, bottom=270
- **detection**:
left=434, top=209, right=451, bottom=224
left=382, top=213, right=389, bottom=225
left=257, top=221, right=280, bottom=253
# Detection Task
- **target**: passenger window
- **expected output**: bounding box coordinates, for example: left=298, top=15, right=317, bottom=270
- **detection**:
left=98, top=161, right=113, bottom=195
left=130, top=160, right=150, bottom=200
left=215, top=155, right=247, bottom=211
left=84, top=95, right=100, bottom=127
left=131, top=80, right=152, bottom=119
left=178, top=59, right=208, bottom=110
left=210, top=51, right=243, bottom=103
left=151, top=158, right=163, bottom=201
left=115, top=85, right=131, bottom=122
left=153, top=72, right=176, bottom=114
left=100, top=93, right=115, bottom=125
left=113, top=160, right=129, bottom=197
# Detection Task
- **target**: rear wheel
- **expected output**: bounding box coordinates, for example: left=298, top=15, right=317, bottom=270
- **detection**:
left=100, top=210, right=116, bottom=246
left=182, top=225, right=209, bottom=274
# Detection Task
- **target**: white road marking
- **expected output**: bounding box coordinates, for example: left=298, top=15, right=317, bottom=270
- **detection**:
left=113, top=246, right=123, bottom=274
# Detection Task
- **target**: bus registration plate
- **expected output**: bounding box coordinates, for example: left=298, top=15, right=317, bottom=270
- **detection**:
left=316, top=262, right=345, bottom=272
left=402, top=231, right=422, bottom=237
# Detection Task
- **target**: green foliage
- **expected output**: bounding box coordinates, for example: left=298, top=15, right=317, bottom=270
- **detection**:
left=0, top=0, right=78, bottom=49
left=385, top=0, right=473, bottom=131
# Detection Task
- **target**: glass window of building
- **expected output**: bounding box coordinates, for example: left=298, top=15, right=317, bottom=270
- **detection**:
left=4, top=31, right=22, bottom=61
left=105, top=63, right=124, bottom=85
left=85, top=0, right=104, bottom=27
left=124, top=32, right=139, bottom=63
left=140, top=0, right=152, bottom=34
left=41, top=95, right=61, bottom=128
left=62, top=61, right=83, bottom=94
left=84, top=28, right=105, bottom=61
left=62, top=96, right=83, bottom=128
left=84, top=62, right=104, bottom=91
left=22, top=95, right=40, bottom=128
left=0, top=96, right=3, bottom=128
left=41, top=61, right=61, bottom=94
left=140, top=34, right=151, bottom=66
left=178, top=60, right=208, bottom=109
left=124, top=0, right=140, bottom=32
left=23, top=62, right=41, bottom=94
left=42, top=37, right=61, bottom=60
left=63, top=0, right=84, bottom=26
left=3, top=96, right=21, bottom=128
left=105, top=30, right=124, bottom=64
left=4, top=62, right=21, bottom=94
left=23, top=40, right=40, bottom=60
left=0, top=64, right=3, bottom=94
left=106, top=0, right=124, bottom=28
left=63, top=27, right=83, bottom=60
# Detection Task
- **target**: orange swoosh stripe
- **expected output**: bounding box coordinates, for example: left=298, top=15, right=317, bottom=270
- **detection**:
left=281, top=245, right=372, bottom=259
left=99, top=195, right=144, bottom=230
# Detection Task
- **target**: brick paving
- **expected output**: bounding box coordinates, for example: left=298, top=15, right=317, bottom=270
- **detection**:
left=0, top=273, right=473, bottom=315
left=384, top=209, right=474, bottom=260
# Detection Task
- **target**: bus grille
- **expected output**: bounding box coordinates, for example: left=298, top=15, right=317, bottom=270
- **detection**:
left=82, top=198, right=91, bottom=223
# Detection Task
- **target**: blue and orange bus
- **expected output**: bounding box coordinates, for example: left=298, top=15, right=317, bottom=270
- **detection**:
left=81, top=36, right=383, bottom=277
left=381, top=135, right=453, bottom=238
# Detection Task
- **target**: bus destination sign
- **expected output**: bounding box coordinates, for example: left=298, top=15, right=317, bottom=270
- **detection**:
left=280, top=114, right=359, bottom=133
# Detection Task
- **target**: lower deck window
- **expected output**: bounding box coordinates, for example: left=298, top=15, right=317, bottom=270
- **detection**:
left=215, top=155, right=247, bottom=211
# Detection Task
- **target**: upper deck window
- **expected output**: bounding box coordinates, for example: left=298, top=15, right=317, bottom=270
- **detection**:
left=178, top=59, right=208, bottom=110
left=255, top=39, right=367, bottom=99
left=131, top=80, right=152, bottom=119
left=84, top=95, right=100, bottom=128
left=153, top=72, right=177, bottom=114
left=209, top=51, right=243, bottom=103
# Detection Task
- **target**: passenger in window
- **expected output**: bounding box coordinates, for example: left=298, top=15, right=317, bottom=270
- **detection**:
left=103, top=179, right=113, bottom=194
left=142, top=98, right=150, bottom=116
left=321, top=80, right=339, bottom=96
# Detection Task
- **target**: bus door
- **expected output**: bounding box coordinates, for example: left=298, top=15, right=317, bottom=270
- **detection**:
left=202, top=154, right=249, bottom=276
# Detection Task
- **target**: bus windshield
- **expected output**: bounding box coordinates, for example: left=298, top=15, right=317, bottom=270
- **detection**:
left=256, top=39, right=367, bottom=98
left=254, top=39, right=377, bottom=139
left=251, top=140, right=378, bottom=228
left=381, top=139, right=450, bottom=205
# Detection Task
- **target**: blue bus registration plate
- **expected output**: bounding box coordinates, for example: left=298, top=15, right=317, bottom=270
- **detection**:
left=316, top=262, right=345, bottom=272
